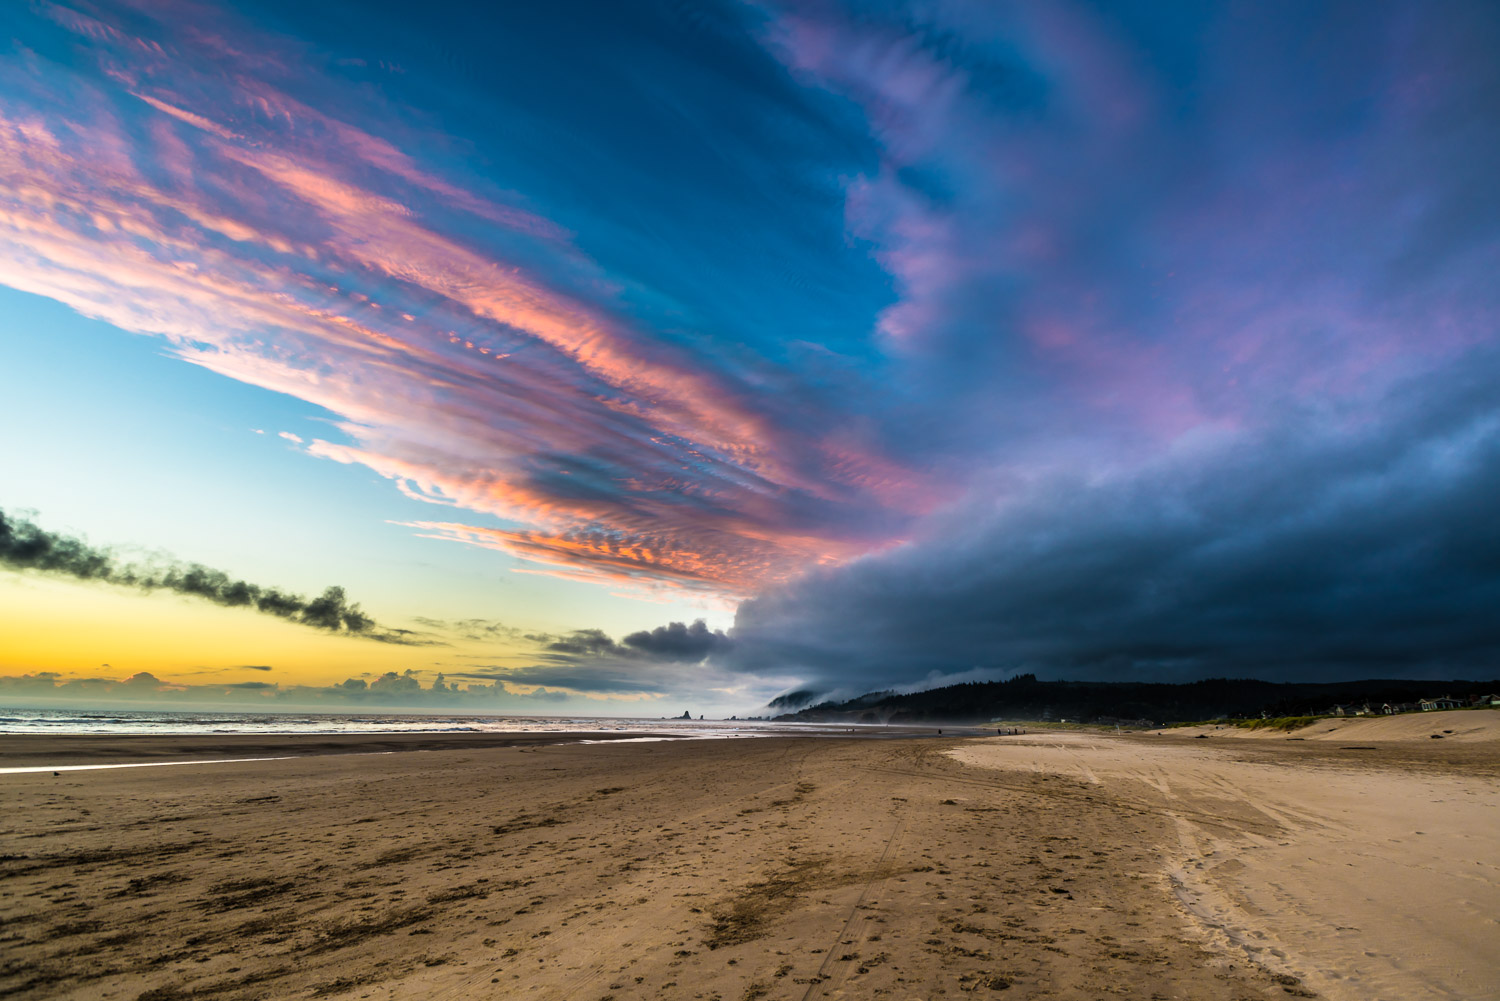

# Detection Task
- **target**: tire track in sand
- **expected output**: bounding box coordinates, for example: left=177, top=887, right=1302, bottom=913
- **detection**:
left=796, top=801, right=907, bottom=1001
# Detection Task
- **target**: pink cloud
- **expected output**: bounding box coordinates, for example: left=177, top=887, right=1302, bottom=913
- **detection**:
left=0, top=4, right=930, bottom=595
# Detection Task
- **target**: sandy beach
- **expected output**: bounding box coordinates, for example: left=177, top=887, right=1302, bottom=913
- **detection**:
left=3, top=715, right=1495, bottom=1000
left=956, top=720, right=1500, bottom=1001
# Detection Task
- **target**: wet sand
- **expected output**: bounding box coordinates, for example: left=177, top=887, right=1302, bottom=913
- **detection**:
left=0, top=725, right=972, bottom=770
left=0, top=731, right=695, bottom=770
left=2, top=721, right=1493, bottom=1000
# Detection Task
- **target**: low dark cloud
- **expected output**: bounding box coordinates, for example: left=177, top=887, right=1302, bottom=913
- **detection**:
left=722, top=360, right=1500, bottom=697
left=538, top=620, right=731, bottom=663
left=482, top=619, right=741, bottom=698
left=765, top=689, right=823, bottom=711
left=241, top=665, right=273, bottom=672
left=544, top=629, right=621, bottom=658
left=0, top=508, right=423, bottom=644
left=623, top=620, right=732, bottom=662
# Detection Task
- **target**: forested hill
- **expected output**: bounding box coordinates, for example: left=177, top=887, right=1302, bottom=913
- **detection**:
left=770, top=675, right=1500, bottom=726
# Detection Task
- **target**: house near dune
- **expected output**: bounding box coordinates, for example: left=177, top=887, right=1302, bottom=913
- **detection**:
left=1467, top=693, right=1500, bottom=707
left=1419, top=697, right=1464, bottom=711
left=1328, top=703, right=1390, bottom=716
left=1378, top=702, right=1421, bottom=715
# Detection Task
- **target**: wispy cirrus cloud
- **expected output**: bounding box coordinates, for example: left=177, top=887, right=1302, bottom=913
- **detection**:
left=0, top=0, right=929, bottom=595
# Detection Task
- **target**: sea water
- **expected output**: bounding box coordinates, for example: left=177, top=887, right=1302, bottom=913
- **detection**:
left=0, top=706, right=813, bottom=738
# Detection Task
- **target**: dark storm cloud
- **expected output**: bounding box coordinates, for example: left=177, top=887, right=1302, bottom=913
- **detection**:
left=722, top=359, right=1500, bottom=694
left=623, top=620, right=733, bottom=661
left=545, top=629, right=622, bottom=657
left=444, top=620, right=742, bottom=699
left=0, top=508, right=423, bottom=644
left=537, top=620, right=731, bottom=663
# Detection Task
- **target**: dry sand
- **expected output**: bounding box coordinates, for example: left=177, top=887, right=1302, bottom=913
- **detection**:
left=2, top=717, right=1494, bottom=1000
left=1160, top=709, right=1500, bottom=745
left=953, top=713, right=1500, bottom=1001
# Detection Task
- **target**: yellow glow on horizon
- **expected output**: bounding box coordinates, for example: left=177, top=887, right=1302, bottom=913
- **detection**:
left=0, top=574, right=445, bottom=686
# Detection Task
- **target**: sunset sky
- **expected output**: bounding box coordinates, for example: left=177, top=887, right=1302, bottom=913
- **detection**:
left=2, top=0, right=1498, bottom=714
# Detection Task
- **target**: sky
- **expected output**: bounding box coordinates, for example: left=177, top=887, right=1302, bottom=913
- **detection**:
left=1, top=0, right=1498, bottom=715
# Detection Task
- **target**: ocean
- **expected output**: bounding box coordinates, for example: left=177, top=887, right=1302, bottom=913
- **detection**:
left=0, top=706, right=814, bottom=738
